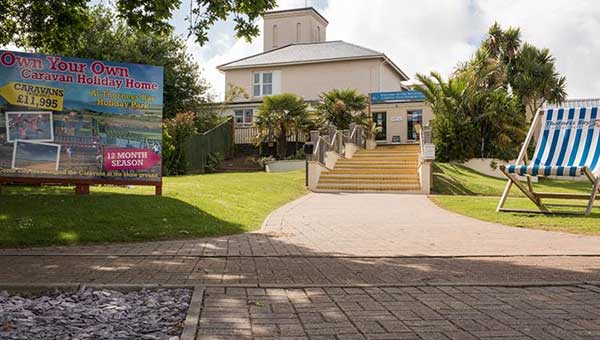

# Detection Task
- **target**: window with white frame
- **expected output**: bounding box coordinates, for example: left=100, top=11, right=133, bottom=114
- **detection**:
left=234, top=109, right=253, bottom=126
left=253, top=72, right=273, bottom=97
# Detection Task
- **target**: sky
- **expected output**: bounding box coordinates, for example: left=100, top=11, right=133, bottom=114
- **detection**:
left=172, top=0, right=600, bottom=101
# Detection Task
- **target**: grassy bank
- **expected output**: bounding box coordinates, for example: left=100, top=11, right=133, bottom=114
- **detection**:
left=431, top=163, right=600, bottom=235
left=0, top=171, right=306, bottom=247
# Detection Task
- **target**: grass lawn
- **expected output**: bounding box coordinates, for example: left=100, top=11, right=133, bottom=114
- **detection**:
left=0, top=170, right=306, bottom=248
left=431, top=163, right=600, bottom=235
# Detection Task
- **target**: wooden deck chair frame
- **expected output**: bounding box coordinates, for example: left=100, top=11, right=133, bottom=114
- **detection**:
left=496, top=109, right=600, bottom=216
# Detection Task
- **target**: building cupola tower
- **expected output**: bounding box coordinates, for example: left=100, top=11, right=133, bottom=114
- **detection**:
left=263, top=7, right=328, bottom=52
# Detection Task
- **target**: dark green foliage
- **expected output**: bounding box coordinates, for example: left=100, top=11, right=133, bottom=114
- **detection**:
left=205, top=152, right=224, bottom=173
left=0, top=0, right=91, bottom=52
left=163, top=112, right=197, bottom=175
left=415, top=22, right=567, bottom=162
left=255, top=93, right=310, bottom=159
left=509, top=43, right=567, bottom=115
left=1, top=0, right=277, bottom=49
left=186, top=0, right=277, bottom=46
left=415, top=72, right=480, bottom=162
left=316, top=89, right=368, bottom=130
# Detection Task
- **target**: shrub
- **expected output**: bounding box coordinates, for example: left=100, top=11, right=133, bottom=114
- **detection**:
left=162, top=112, right=196, bottom=175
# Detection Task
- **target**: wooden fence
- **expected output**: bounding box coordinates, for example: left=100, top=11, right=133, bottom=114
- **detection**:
left=183, top=117, right=234, bottom=173
left=234, top=126, right=308, bottom=144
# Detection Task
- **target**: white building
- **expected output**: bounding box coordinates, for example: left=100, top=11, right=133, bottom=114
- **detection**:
left=218, top=7, right=432, bottom=145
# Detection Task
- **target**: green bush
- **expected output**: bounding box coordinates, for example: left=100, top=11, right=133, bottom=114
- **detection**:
left=162, top=112, right=196, bottom=175
left=205, top=152, right=224, bottom=173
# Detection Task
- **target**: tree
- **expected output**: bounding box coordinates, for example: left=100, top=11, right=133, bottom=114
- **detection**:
left=163, top=112, right=197, bottom=175
left=509, top=43, right=567, bottom=116
left=415, top=23, right=566, bottom=162
left=254, top=93, right=309, bottom=159
left=415, top=55, right=526, bottom=162
left=40, top=5, right=211, bottom=118
left=484, top=22, right=521, bottom=64
left=415, top=72, right=480, bottom=162
left=0, top=0, right=277, bottom=51
left=316, top=89, right=368, bottom=130
left=483, top=22, right=566, bottom=117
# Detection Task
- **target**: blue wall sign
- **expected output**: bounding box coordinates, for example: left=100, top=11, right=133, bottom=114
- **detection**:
left=370, top=90, right=426, bottom=103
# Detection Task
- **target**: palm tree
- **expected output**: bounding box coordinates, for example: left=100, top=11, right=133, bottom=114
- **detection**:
left=509, top=43, right=567, bottom=116
left=483, top=22, right=521, bottom=63
left=414, top=22, right=565, bottom=161
left=316, top=89, right=367, bottom=130
left=416, top=65, right=526, bottom=161
left=254, top=93, right=309, bottom=159
left=484, top=23, right=566, bottom=118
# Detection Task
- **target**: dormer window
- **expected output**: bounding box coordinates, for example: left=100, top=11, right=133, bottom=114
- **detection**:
left=273, top=25, right=278, bottom=48
left=253, top=72, right=273, bottom=97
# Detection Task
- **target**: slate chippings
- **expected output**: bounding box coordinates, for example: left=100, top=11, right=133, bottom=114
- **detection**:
left=0, top=287, right=192, bottom=340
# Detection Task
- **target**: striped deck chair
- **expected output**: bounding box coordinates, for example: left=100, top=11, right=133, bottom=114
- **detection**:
left=497, top=107, right=600, bottom=215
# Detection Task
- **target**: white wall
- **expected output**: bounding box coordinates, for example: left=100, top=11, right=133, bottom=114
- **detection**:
left=224, top=58, right=405, bottom=102
left=458, top=158, right=538, bottom=182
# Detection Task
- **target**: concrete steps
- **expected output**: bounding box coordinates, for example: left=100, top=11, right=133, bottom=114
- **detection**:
left=319, top=179, right=419, bottom=185
left=315, top=183, right=421, bottom=192
left=316, top=144, right=422, bottom=193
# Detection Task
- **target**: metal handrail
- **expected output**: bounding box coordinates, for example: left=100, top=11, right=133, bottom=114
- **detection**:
left=310, top=135, right=331, bottom=165
left=312, top=137, right=321, bottom=156
left=349, top=126, right=358, bottom=140
left=309, top=125, right=365, bottom=166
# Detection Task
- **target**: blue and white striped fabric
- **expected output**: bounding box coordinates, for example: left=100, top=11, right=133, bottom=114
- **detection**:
left=506, top=107, right=600, bottom=177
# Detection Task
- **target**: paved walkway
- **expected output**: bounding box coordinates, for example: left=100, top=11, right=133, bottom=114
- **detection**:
left=4, top=193, right=600, bottom=257
left=197, top=285, right=600, bottom=340
left=4, top=193, right=600, bottom=339
left=2, top=194, right=600, bottom=285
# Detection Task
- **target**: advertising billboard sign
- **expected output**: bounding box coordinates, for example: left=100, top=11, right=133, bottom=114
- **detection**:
left=0, top=50, right=163, bottom=187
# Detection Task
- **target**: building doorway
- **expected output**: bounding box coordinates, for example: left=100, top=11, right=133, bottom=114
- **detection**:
left=373, top=112, right=387, bottom=142
left=407, top=110, right=422, bottom=141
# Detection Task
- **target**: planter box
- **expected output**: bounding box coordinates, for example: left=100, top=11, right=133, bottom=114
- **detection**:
left=365, top=139, right=377, bottom=150
left=265, top=160, right=305, bottom=173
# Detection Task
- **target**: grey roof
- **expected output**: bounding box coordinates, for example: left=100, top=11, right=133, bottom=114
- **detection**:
left=217, top=41, right=408, bottom=80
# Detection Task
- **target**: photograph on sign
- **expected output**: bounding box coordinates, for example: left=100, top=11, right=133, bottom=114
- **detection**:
left=12, top=140, right=61, bottom=171
left=0, top=112, right=7, bottom=144
left=0, top=50, right=163, bottom=182
left=5, top=111, right=54, bottom=142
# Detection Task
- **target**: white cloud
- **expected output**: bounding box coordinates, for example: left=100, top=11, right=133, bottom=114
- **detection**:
left=185, top=0, right=326, bottom=100
left=477, top=0, right=600, bottom=98
left=186, top=0, right=600, bottom=99
left=324, top=0, right=482, bottom=82
left=188, top=29, right=263, bottom=100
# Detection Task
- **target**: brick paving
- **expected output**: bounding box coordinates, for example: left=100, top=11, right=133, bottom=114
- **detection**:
left=197, top=285, right=600, bottom=340
left=4, top=193, right=600, bottom=338
left=2, top=255, right=600, bottom=285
